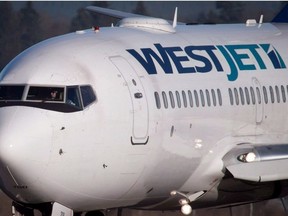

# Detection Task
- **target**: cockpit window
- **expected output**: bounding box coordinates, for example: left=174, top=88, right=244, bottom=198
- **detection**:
left=0, top=85, right=25, bottom=100
left=0, top=84, right=96, bottom=113
left=80, top=85, right=97, bottom=107
left=27, top=86, right=64, bottom=101
left=66, top=86, right=82, bottom=108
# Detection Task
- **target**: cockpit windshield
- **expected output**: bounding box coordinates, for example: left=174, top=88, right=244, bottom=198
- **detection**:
left=27, top=87, right=65, bottom=102
left=0, top=85, right=25, bottom=100
left=0, top=84, right=96, bottom=113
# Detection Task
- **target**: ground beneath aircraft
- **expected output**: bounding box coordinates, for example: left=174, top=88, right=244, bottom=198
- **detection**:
left=0, top=190, right=286, bottom=216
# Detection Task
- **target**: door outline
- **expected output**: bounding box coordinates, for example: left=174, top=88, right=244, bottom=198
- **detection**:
left=110, top=56, right=149, bottom=145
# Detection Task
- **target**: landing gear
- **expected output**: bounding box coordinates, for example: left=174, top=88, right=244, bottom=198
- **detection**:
left=170, top=190, right=206, bottom=215
left=281, top=196, right=288, bottom=215
left=12, top=202, right=34, bottom=216
left=85, top=210, right=105, bottom=216
left=117, top=208, right=122, bottom=216
left=11, top=201, right=76, bottom=216
left=85, top=208, right=123, bottom=216
left=11, top=201, right=54, bottom=216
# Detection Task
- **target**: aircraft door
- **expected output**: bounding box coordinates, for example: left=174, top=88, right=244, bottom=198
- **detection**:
left=110, top=56, right=149, bottom=145
left=252, top=77, right=264, bottom=124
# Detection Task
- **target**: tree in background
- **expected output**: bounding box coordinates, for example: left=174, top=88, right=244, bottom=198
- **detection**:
left=70, top=1, right=114, bottom=32
left=0, top=2, right=20, bottom=70
left=0, top=2, right=72, bottom=71
left=0, top=2, right=14, bottom=36
left=70, top=8, right=94, bottom=32
left=196, top=2, right=244, bottom=24
left=197, top=10, right=220, bottom=24
left=40, top=12, right=70, bottom=39
left=18, top=1, right=42, bottom=50
left=133, top=1, right=149, bottom=16
left=90, top=1, right=115, bottom=27
left=216, top=2, right=244, bottom=23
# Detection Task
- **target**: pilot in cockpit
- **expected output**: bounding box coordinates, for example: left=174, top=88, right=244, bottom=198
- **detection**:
left=50, top=90, right=58, bottom=100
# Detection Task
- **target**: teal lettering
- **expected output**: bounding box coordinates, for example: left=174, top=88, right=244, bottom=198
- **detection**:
left=246, top=45, right=266, bottom=69
left=225, top=45, right=256, bottom=70
left=217, top=45, right=239, bottom=81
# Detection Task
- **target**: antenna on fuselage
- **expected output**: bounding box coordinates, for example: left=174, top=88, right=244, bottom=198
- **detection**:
left=173, top=7, right=178, bottom=28
left=259, top=14, right=264, bottom=24
left=258, top=14, right=264, bottom=28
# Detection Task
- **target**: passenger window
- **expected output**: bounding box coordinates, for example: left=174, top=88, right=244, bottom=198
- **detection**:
left=263, top=86, right=268, bottom=104
left=80, top=85, right=96, bottom=107
left=169, top=91, right=175, bottom=108
left=239, top=88, right=245, bottom=105
left=200, top=90, right=205, bottom=107
left=269, top=86, right=275, bottom=103
left=244, top=87, right=250, bottom=105
left=275, top=86, right=280, bottom=103
left=176, top=91, right=181, bottom=108
left=194, top=90, right=199, bottom=107
left=162, top=91, right=168, bottom=109
left=228, top=88, right=233, bottom=105
left=250, top=87, right=255, bottom=105
left=211, top=89, right=216, bottom=106
left=66, top=87, right=82, bottom=108
left=234, top=88, right=239, bottom=105
left=154, top=92, right=161, bottom=109
left=188, top=90, right=193, bottom=107
left=217, top=89, right=222, bottom=106
left=206, top=89, right=211, bottom=107
left=281, top=85, right=286, bottom=103
left=182, top=91, right=187, bottom=108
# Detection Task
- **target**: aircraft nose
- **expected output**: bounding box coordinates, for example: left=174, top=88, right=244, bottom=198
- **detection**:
left=0, top=107, right=52, bottom=198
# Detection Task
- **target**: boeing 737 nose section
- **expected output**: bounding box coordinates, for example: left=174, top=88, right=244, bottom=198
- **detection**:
left=0, top=106, right=52, bottom=203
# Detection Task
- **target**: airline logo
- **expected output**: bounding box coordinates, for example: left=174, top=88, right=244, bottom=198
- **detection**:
left=127, top=44, right=286, bottom=81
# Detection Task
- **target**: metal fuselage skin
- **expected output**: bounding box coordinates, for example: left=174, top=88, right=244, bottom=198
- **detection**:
left=0, top=23, right=288, bottom=212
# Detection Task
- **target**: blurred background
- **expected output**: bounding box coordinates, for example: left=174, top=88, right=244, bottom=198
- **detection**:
left=0, top=1, right=286, bottom=72
left=0, top=1, right=288, bottom=215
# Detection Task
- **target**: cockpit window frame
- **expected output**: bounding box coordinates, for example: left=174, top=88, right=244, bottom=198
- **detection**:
left=80, top=85, right=97, bottom=108
left=26, top=86, right=65, bottom=102
left=0, top=84, right=97, bottom=113
left=66, top=86, right=83, bottom=109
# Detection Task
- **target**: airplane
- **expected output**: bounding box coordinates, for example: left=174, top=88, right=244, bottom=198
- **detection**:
left=0, top=3, right=288, bottom=216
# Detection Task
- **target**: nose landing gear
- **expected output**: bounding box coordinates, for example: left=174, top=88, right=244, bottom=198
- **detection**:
left=12, top=202, right=34, bottom=216
left=12, top=202, right=73, bottom=216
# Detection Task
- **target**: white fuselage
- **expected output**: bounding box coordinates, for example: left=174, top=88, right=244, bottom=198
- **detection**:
left=0, top=22, right=288, bottom=212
